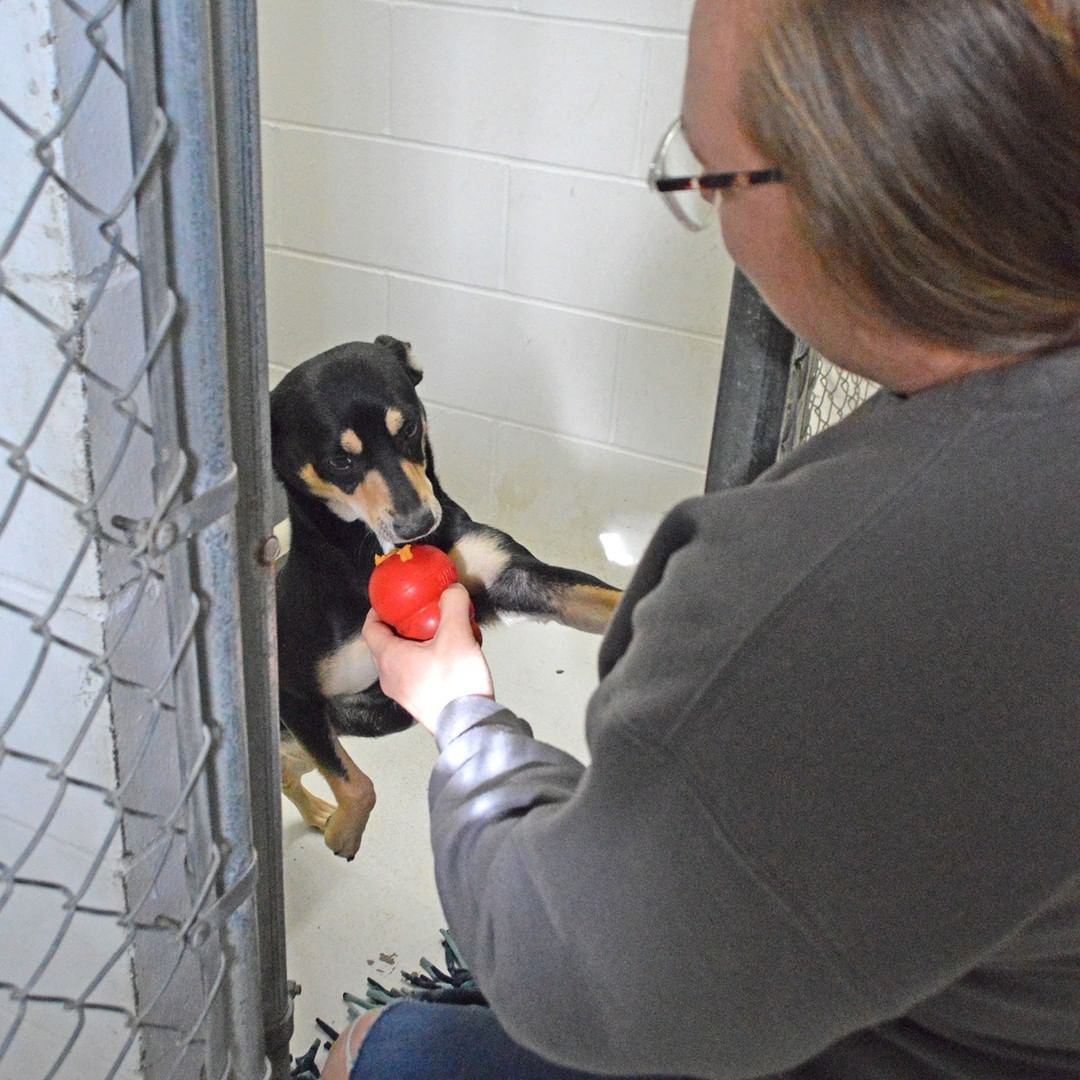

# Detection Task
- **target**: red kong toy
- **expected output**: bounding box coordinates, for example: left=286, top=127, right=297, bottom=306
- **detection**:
left=368, top=544, right=482, bottom=643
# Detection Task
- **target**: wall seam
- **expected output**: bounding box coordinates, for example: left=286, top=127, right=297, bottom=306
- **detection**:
left=264, top=245, right=726, bottom=344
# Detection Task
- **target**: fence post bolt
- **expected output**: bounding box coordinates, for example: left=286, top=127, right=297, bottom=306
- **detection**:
left=259, top=535, right=282, bottom=566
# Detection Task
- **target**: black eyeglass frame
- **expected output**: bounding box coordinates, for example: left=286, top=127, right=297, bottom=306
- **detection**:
left=648, top=118, right=784, bottom=231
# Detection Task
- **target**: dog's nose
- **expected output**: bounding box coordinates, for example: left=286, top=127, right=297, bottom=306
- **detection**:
left=393, top=507, right=437, bottom=542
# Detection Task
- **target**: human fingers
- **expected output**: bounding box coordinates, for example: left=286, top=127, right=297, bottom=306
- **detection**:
left=361, top=605, right=396, bottom=659
left=361, top=584, right=493, bottom=731
left=434, top=583, right=476, bottom=642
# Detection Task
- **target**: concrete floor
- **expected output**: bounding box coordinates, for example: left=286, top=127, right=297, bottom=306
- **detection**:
left=281, top=617, right=603, bottom=1061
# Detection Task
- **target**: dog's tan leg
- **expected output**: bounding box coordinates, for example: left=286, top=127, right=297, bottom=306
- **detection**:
left=450, top=533, right=622, bottom=634
left=318, top=735, right=376, bottom=862
left=280, top=739, right=336, bottom=831
left=556, top=584, right=622, bottom=633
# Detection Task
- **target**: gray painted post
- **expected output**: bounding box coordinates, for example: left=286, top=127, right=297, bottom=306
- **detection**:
left=705, top=270, right=796, bottom=492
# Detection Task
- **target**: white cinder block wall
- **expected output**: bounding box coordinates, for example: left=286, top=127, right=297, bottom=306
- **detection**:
left=258, top=0, right=735, bottom=583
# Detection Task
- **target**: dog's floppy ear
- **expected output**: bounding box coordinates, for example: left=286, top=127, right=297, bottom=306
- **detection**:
left=375, top=334, right=423, bottom=386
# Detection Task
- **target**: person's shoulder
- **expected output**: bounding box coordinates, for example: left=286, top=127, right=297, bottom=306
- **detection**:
left=919, top=340, right=1080, bottom=417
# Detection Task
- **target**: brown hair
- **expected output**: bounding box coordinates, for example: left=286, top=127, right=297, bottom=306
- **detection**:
left=740, top=0, right=1080, bottom=354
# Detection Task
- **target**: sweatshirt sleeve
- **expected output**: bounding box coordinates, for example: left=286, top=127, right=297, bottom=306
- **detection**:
left=428, top=698, right=876, bottom=1078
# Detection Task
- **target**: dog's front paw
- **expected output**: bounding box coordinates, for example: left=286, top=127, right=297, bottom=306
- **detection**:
left=322, top=795, right=376, bottom=861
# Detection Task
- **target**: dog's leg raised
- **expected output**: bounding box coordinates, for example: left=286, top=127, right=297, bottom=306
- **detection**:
left=450, top=529, right=622, bottom=634
left=549, top=582, right=621, bottom=633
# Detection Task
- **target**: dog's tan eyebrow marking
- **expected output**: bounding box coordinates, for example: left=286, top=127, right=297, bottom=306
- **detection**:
left=340, top=429, right=363, bottom=454
left=385, top=408, right=404, bottom=437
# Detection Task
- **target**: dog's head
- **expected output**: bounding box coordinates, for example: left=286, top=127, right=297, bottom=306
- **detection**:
left=270, top=336, right=443, bottom=550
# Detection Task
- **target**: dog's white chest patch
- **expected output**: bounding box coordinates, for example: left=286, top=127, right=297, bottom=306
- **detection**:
left=318, top=633, right=378, bottom=697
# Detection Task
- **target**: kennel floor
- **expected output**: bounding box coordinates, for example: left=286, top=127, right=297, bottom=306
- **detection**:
left=281, top=617, right=602, bottom=1054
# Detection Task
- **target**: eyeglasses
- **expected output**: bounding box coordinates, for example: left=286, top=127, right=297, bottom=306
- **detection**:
left=648, top=118, right=784, bottom=232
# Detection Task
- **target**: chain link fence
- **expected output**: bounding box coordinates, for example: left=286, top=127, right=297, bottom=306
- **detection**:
left=1, top=2, right=283, bottom=1077
left=781, top=345, right=877, bottom=456
left=706, top=272, right=877, bottom=491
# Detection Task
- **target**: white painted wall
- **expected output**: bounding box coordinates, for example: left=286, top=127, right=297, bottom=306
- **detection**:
left=0, top=5, right=143, bottom=1075
left=258, top=0, right=735, bottom=583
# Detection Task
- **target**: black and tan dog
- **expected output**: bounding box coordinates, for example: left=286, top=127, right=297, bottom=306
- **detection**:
left=270, top=337, right=622, bottom=859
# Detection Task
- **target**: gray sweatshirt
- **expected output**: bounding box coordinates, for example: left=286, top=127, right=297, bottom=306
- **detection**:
left=429, top=344, right=1080, bottom=1080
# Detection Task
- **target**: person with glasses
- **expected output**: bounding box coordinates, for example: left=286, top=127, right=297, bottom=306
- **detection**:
left=328, top=1, right=1080, bottom=1078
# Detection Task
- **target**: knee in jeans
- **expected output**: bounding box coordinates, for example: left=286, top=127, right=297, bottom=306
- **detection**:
left=322, top=1008, right=384, bottom=1080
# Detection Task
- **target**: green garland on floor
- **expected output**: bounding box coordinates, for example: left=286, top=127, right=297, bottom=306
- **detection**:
left=346, top=929, right=488, bottom=1012
left=290, top=930, right=489, bottom=1077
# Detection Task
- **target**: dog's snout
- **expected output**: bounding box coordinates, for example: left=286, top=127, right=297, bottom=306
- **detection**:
left=393, top=506, right=438, bottom=542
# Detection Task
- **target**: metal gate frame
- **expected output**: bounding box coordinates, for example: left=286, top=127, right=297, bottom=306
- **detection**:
left=705, top=269, right=797, bottom=491
left=209, top=3, right=293, bottom=1074
left=1, top=1, right=288, bottom=1076
left=125, top=1, right=291, bottom=1074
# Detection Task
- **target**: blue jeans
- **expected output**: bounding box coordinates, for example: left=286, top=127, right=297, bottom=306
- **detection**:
left=351, top=1000, right=698, bottom=1080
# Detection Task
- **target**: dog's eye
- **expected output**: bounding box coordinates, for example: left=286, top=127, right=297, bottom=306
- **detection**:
left=400, top=419, right=420, bottom=441
left=325, top=452, right=355, bottom=475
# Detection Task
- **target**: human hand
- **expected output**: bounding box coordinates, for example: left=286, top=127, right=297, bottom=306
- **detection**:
left=362, top=583, right=494, bottom=734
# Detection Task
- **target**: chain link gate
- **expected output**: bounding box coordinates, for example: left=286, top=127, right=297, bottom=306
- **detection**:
left=781, top=345, right=877, bottom=455
left=1, top=2, right=287, bottom=1077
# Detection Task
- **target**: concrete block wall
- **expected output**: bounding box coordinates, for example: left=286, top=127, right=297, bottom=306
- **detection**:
left=259, top=0, right=735, bottom=583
